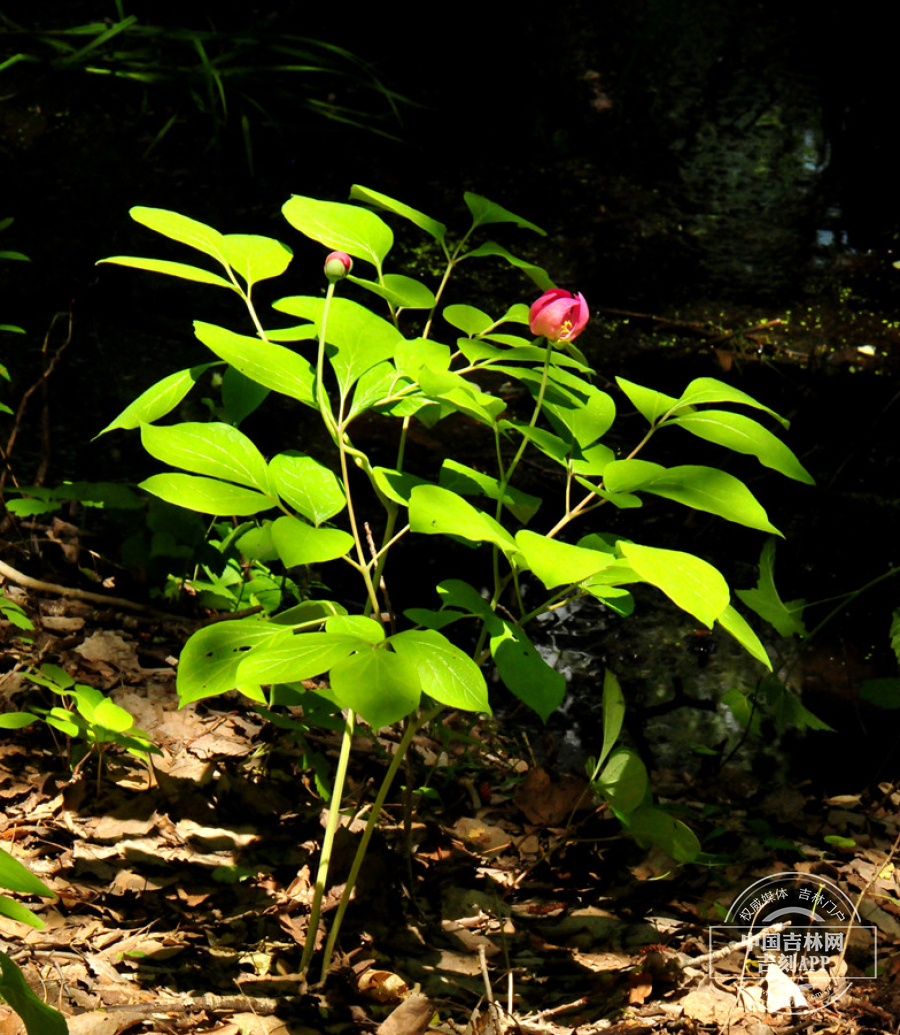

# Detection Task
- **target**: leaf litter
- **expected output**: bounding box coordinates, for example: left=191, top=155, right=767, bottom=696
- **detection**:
left=0, top=584, right=899, bottom=1034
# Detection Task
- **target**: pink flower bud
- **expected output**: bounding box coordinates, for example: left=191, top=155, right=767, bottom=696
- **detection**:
left=324, top=251, right=353, bottom=281
left=528, top=289, right=589, bottom=342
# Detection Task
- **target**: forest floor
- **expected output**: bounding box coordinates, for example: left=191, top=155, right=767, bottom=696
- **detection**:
left=1, top=564, right=900, bottom=1035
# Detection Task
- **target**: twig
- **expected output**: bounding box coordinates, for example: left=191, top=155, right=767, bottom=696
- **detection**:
left=0, top=555, right=152, bottom=612
left=682, top=920, right=791, bottom=970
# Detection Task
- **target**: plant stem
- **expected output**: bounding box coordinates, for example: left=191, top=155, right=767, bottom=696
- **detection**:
left=300, top=708, right=355, bottom=979
left=319, top=703, right=442, bottom=981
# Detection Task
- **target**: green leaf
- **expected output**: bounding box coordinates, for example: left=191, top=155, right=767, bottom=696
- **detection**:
left=624, top=805, right=701, bottom=862
left=350, top=361, right=405, bottom=418
left=463, top=193, right=546, bottom=234
left=0, top=951, right=68, bottom=1035
left=175, top=620, right=279, bottom=704
left=717, top=604, right=772, bottom=669
left=329, top=649, right=421, bottom=728
left=440, top=460, right=540, bottom=523
left=0, top=895, right=46, bottom=928
left=514, top=530, right=615, bottom=588
left=462, top=241, right=554, bottom=290
left=599, top=669, right=625, bottom=769
left=350, top=273, right=436, bottom=309
left=282, top=195, right=393, bottom=267
left=237, top=629, right=361, bottom=685
left=442, top=304, right=493, bottom=336
left=194, top=321, right=315, bottom=407
left=490, top=623, right=565, bottom=722
left=409, top=485, right=517, bottom=554
left=130, top=206, right=228, bottom=264
left=372, top=467, right=433, bottom=507
left=93, top=698, right=135, bottom=734
left=269, top=452, right=345, bottom=525
left=670, top=410, right=813, bottom=483
left=0, top=847, right=55, bottom=898
left=222, top=234, right=292, bottom=285
left=326, top=615, right=385, bottom=642
left=0, top=713, right=39, bottom=729
left=607, top=462, right=781, bottom=535
left=273, top=296, right=403, bottom=393
left=620, top=542, right=729, bottom=627
left=221, top=367, right=270, bottom=426
left=736, top=539, right=806, bottom=637
left=499, top=420, right=570, bottom=464
left=350, top=185, right=447, bottom=242
left=389, top=629, right=490, bottom=712
left=394, top=338, right=451, bottom=375
left=271, top=515, right=354, bottom=566
left=860, top=679, right=900, bottom=709
left=676, top=377, right=789, bottom=428
left=97, top=255, right=235, bottom=290
left=615, top=378, right=679, bottom=425
left=596, top=748, right=648, bottom=815
left=96, top=364, right=215, bottom=436
left=140, top=473, right=273, bottom=516
left=141, top=422, right=270, bottom=492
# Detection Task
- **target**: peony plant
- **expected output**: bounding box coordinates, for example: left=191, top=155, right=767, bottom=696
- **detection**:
left=98, top=186, right=813, bottom=979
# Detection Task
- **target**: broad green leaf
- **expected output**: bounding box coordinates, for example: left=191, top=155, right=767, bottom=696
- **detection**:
left=500, top=419, right=570, bottom=463
left=0, top=713, right=38, bottom=729
left=677, top=377, right=788, bottom=428
left=389, top=629, right=490, bottom=712
left=624, top=805, right=701, bottom=862
left=0, top=951, right=68, bottom=1035
left=130, top=206, right=228, bottom=264
left=570, top=441, right=616, bottom=477
left=443, top=304, right=493, bottom=336
left=237, top=629, right=361, bottom=685
left=490, top=622, right=564, bottom=722
left=0, top=847, right=55, bottom=898
left=96, top=364, right=215, bottom=436
left=612, top=463, right=782, bottom=535
left=350, top=361, right=405, bottom=418
left=272, top=296, right=402, bottom=393
left=735, top=539, right=807, bottom=637
left=596, top=748, right=648, bottom=815
left=600, top=669, right=625, bottom=769
left=395, top=338, right=451, bottom=375
left=350, top=185, right=447, bottom=242
left=93, top=698, right=135, bottom=734
left=616, top=378, right=679, bottom=425
left=271, top=515, right=353, bottom=566
left=603, top=460, right=666, bottom=493
left=409, top=485, right=517, bottom=554
left=860, top=679, right=900, bottom=709
left=350, top=273, right=436, bottom=309
left=514, top=530, right=615, bottom=588
left=177, top=619, right=266, bottom=705
left=506, top=368, right=614, bottom=448
left=463, top=193, right=546, bottom=234
left=717, top=604, right=772, bottom=669
left=620, top=542, right=729, bottom=627
left=582, top=584, right=635, bottom=616
left=403, top=608, right=466, bottom=631
left=141, top=473, right=273, bottom=516
left=194, top=321, right=315, bottom=406
left=670, top=410, right=813, bottom=483
left=440, top=459, right=540, bottom=522
left=221, top=367, right=270, bottom=426
left=372, top=467, right=433, bottom=507
left=436, top=579, right=499, bottom=626
left=141, top=422, right=270, bottom=492
left=414, top=367, right=505, bottom=426
left=462, top=241, right=554, bottom=291
left=269, top=452, right=345, bottom=525
left=282, top=195, right=393, bottom=267
left=326, top=614, right=385, bottom=642
left=98, top=255, right=235, bottom=289
left=329, top=650, right=421, bottom=728
left=222, top=234, right=292, bottom=285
